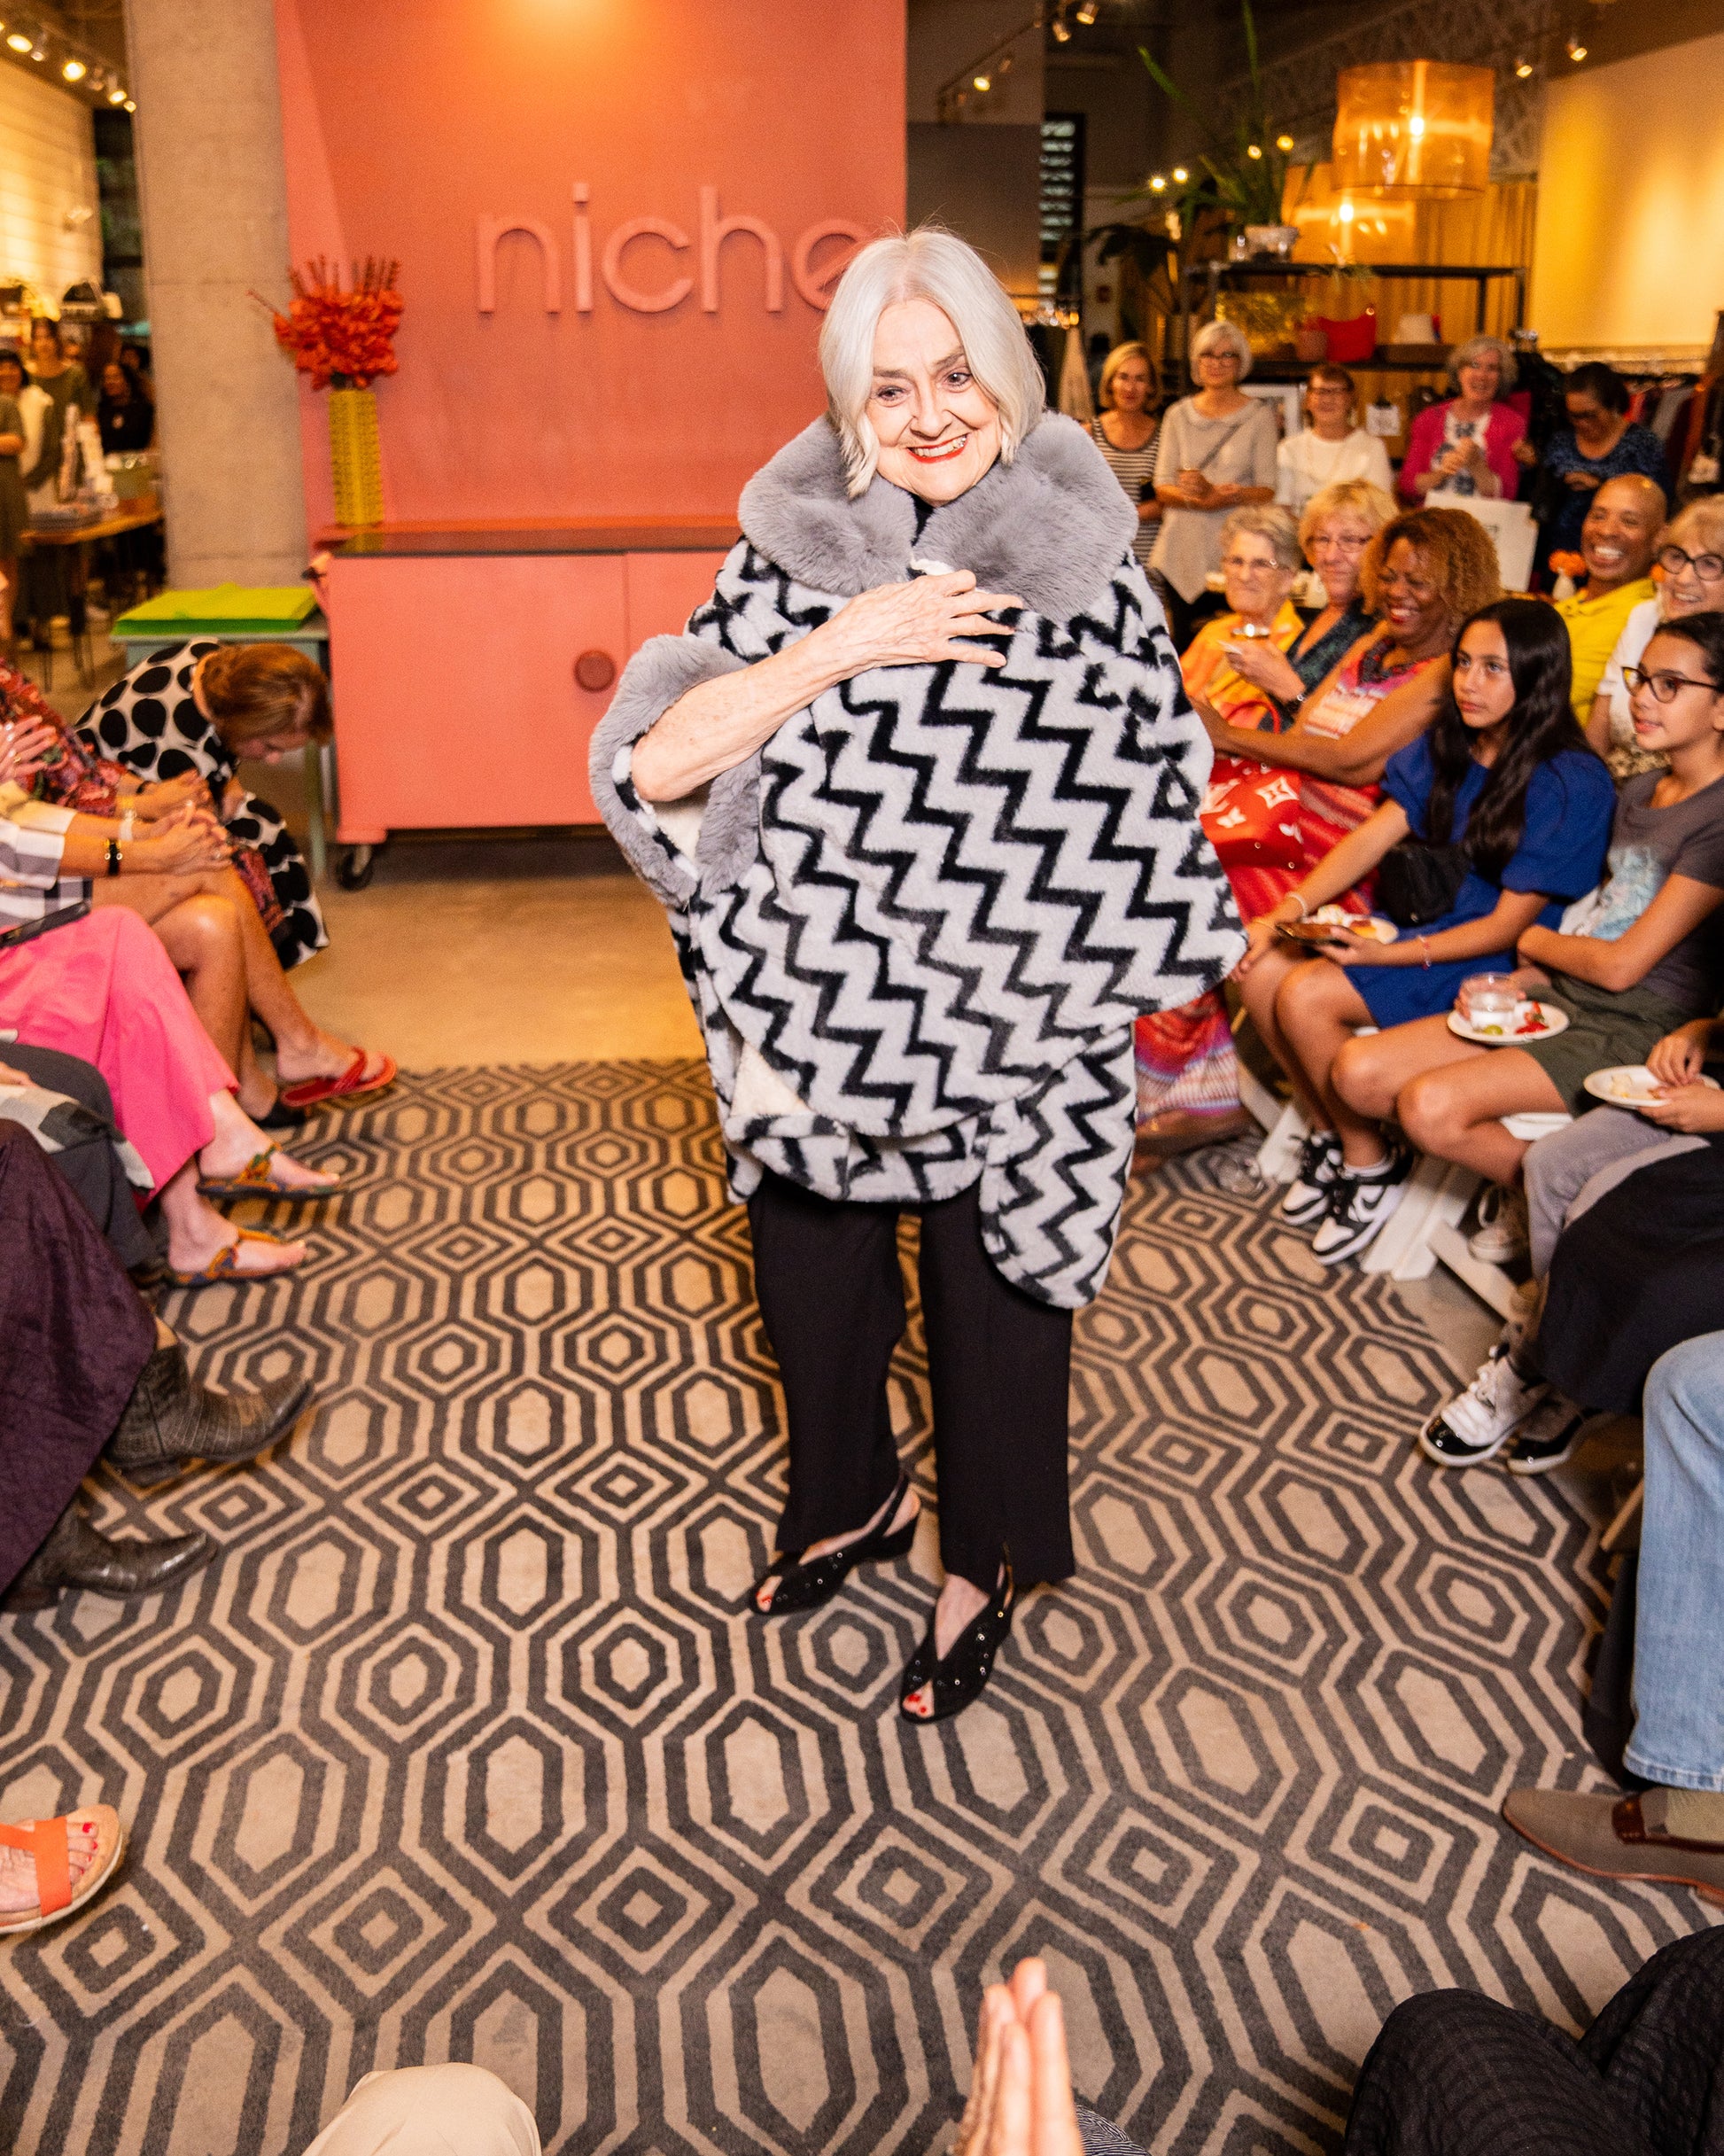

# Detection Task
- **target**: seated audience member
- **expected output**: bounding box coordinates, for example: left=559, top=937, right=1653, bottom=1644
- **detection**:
left=1274, top=366, right=1394, bottom=515
left=2, top=707, right=380, bottom=1138
left=1236, top=599, right=1612, bottom=1261
left=0, top=1119, right=309, bottom=1617
left=1138, top=507, right=1497, bottom=1153
left=1589, top=494, right=1724, bottom=776
left=1554, top=472, right=1665, bottom=725
left=1535, top=360, right=1672, bottom=567
left=78, top=640, right=332, bottom=978
left=0, top=1805, right=124, bottom=1940
left=1335, top=613, right=1724, bottom=1210
left=0, top=742, right=335, bottom=1283
left=1398, top=337, right=1526, bottom=503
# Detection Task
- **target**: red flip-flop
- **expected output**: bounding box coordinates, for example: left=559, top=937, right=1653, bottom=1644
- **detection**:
left=277, top=1048, right=397, bottom=1113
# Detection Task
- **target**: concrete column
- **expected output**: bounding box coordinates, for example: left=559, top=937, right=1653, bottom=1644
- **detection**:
left=122, top=0, right=306, bottom=586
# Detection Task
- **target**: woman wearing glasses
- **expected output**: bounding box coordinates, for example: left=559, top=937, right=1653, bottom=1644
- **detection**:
left=1590, top=498, right=1724, bottom=775
left=1149, top=318, right=1278, bottom=643
left=1274, top=365, right=1393, bottom=515
left=1340, top=611, right=1724, bottom=1203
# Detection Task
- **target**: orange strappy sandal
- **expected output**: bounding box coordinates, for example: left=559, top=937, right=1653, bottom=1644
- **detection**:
left=0, top=1805, right=125, bottom=1936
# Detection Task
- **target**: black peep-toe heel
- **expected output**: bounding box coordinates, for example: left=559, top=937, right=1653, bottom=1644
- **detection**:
left=898, top=1561, right=1015, bottom=1724
left=750, top=1469, right=918, bottom=1615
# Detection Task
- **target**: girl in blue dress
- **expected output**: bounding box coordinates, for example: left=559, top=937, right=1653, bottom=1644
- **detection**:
left=1233, top=596, right=1616, bottom=1261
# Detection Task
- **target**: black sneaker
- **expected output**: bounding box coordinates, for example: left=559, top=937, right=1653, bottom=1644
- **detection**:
left=1311, top=1141, right=1414, bottom=1265
left=1280, top=1129, right=1343, bottom=1225
left=1505, top=1393, right=1588, bottom=1475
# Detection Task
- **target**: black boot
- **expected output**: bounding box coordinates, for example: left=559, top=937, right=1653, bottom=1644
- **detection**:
left=3, top=1504, right=213, bottom=1612
left=105, top=1343, right=313, bottom=1488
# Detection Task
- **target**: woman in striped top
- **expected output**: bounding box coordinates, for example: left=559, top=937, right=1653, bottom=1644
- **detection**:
left=1088, top=341, right=1161, bottom=565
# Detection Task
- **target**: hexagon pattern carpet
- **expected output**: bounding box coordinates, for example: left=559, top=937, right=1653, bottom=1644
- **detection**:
left=0, top=1062, right=1711, bottom=2156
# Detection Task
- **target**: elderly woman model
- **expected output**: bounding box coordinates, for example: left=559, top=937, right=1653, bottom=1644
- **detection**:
left=1399, top=336, right=1526, bottom=503
left=593, top=230, right=1241, bottom=1723
left=1149, top=318, right=1278, bottom=646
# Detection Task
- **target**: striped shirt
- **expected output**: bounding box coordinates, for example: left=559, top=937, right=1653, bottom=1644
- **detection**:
left=1093, top=423, right=1160, bottom=564
left=0, top=782, right=80, bottom=928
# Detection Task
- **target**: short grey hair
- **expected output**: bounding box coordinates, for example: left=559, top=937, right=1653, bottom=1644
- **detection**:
left=1448, top=335, right=1518, bottom=395
left=818, top=228, right=1046, bottom=498
left=1191, top=317, right=1254, bottom=380
left=1220, top=504, right=1302, bottom=571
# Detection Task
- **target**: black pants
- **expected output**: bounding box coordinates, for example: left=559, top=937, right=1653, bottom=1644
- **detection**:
left=0, top=1042, right=156, bottom=1270
left=746, top=1171, right=1075, bottom=1591
left=1343, top=1926, right=1724, bottom=2155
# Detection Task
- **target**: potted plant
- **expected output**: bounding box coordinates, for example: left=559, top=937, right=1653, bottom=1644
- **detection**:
left=1138, top=0, right=1304, bottom=257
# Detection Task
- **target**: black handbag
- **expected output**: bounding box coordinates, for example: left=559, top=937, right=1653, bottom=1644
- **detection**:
left=1375, top=839, right=1470, bottom=928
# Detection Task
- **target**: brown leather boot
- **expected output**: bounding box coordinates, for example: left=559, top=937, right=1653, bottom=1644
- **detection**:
left=3, top=1504, right=213, bottom=1612
left=105, top=1343, right=313, bottom=1489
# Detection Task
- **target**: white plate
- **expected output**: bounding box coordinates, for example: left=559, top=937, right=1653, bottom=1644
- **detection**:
left=1583, top=1063, right=1722, bottom=1106
left=1447, top=1000, right=1570, bottom=1047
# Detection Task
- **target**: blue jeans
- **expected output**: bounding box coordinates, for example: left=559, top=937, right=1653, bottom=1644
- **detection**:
left=1627, top=1328, right=1724, bottom=1791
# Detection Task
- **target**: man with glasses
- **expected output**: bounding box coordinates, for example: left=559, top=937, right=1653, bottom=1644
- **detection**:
left=1555, top=471, right=1666, bottom=725
left=1592, top=499, right=1724, bottom=775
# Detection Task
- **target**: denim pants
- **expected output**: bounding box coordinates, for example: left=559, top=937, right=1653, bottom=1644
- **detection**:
left=1627, top=1328, right=1724, bottom=1791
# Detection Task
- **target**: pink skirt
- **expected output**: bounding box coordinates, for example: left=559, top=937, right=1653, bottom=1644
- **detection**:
left=0, top=908, right=235, bottom=1195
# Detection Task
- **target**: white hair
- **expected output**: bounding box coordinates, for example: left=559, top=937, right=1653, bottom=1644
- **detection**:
left=819, top=228, right=1046, bottom=498
left=1191, top=316, right=1254, bottom=380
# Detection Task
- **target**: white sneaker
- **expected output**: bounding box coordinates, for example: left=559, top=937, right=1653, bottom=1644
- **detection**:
left=1310, top=1141, right=1414, bottom=1265
left=1419, top=1345, right=1548, bottom=1467
left=1468, top=1185, right=1529, bottom=1265
left=1280, top=1130, right=1342, bottom=1225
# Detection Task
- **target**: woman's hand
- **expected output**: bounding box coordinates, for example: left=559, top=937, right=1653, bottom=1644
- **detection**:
left=1233, top=913, right=1289, bottom=979
left=1459, top=962, right=1548, bottom=1022
left=821, top=572, right=1025, bottom=677
left=136, top=806, right=231, bottom=876
left=1647, top=1018, right=1714, bottom=1087
left=1640, top=1083, right=1724, bottom=1134
left=1137, top=499, right=1161, bottom=525
left=0, top=718, right=58, bottom=789
left=1511, top=438, right=1539, bottom=469
left=128, top=771, right=206, bottom=821
left=1222, top=638, right=1303, bottom=703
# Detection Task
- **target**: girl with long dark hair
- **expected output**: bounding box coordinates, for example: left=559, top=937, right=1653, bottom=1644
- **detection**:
left=1233, top=596, right=1616, bottom=1261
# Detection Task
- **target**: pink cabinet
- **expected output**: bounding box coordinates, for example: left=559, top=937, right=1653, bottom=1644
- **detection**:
left=322, top=523, right=734, bottom=848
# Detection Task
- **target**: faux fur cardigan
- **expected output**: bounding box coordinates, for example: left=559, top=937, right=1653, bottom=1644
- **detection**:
left=591, top=414, right=1245, bottom=1306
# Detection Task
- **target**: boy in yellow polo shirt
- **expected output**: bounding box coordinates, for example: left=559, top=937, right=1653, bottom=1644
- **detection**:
left=1556, top=472, right=1666, bottom=723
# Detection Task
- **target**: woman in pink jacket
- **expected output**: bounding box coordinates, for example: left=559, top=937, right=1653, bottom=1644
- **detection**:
left=1400, top=336, right=1526, bottom=504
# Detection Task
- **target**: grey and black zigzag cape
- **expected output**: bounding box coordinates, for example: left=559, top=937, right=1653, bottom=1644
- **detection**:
left=591, top=413, right=1245, bottom=1308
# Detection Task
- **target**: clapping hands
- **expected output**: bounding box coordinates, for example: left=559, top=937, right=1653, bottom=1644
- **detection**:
left=144, top=804, right=232, bottom=875
left=953, top=1960, right=1084, bottom=2156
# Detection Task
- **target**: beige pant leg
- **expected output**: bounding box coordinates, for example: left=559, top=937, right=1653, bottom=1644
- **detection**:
left=299, top=2065, right=540, bottom=2156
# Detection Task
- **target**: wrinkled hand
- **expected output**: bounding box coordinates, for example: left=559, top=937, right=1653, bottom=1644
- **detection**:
left=1222, top=637, right=1303, bottom=703
left=1646, top=1020, right=1712, bottom=1087
left=953, top=1960, right=1083, bottom=2156
left=826, top=571, right=1025, bottom=675
left=142, top=805, right=231, bottom=875
left=128, top=771, right=206, bottom=821
left=1640, top=1083, right=1724, bottom=1133
left=0, top=719, right=58, bottom=789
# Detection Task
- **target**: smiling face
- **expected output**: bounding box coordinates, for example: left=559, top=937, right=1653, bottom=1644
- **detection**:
left=868, top=299, right=1003, bottom=505
left=1582, top=477, right=1661, bottom=592
left=1565, top=389, right=1616, bottom=449
left=1305, top=376, right=1352, bottom=437
left=1628, top=628, right=1724, bottom=755
left=1455, top=350, right=1501, bottom=408
left=1306, top=510, right=1376, bottom=608
left=1451, top=619, right=1516, bottom=734
left=1377, top=538, right=1450, bottom=649
left=1659, top=522, right=1724, bottom=616
left=1220, top=531, right=1296, bottom=627
left=1107, top=355, right=1151, bottom=414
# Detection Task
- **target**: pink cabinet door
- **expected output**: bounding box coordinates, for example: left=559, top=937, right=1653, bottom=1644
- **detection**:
left=326, top=553, right=628, bottom=837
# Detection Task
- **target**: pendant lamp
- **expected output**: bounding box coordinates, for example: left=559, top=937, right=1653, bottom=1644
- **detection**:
left=1332, top=61, right=1494, bottom=198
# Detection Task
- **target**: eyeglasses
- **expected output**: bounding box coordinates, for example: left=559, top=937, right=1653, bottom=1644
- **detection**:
left=1658, top=544, right=1724, bottom=582
left=1197, top=350, right=1242, bottom=366
left=1221, top=553, right=1279, bottom=572
left=1624, top=664, right=1721, bottom=703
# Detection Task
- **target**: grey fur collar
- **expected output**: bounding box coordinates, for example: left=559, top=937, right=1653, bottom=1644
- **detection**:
left=737, top=412, right=1137, bottom=621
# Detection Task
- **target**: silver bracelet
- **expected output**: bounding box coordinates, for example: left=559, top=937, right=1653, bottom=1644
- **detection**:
left=119, top=810, right=136, bottom=844
left=1288, top=891, right=1309, bottom=920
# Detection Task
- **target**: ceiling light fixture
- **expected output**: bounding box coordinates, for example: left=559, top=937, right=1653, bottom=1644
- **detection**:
left=1050, top=12, right=1072, bottom=41
left=122, top=97, right=134, bottom=110
left=1075, top=0, right=1099, bottom=21
left=1172, top=165, right=1188, bottom=183
left=1149, top=174, right=1167, bottom=191
left=1275, top=133, right=1293, bottom=151
left=1514, top=58, right=1534, bottom=75
left=4, top=28, right=30, bottom=49
left=1246, top=142, right=1262, bottom=159
left=1566, top=33, right=1587, bottom=58
left=974, top=73, right=990, bottom=90
left=62, top=58, right=84, bottom=80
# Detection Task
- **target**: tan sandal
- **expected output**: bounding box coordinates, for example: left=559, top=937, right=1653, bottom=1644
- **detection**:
left=165, top=1226, right=304, bottom=1288
left=198, top=1149, right=343, bottom=1202
left=0, top=1805, right=125, bottom=1935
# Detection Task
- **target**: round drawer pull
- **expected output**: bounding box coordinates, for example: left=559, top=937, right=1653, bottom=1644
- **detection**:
left=574, top=649, right=617, bottom=692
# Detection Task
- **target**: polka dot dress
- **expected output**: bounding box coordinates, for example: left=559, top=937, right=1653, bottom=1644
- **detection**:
left=77, top=641, right=329, bottom=969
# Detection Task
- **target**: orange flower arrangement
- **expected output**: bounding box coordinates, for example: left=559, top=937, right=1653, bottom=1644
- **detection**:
left=1548, top=550, right=1587, bottom=581
left=260, top=257, right=403, bottom=391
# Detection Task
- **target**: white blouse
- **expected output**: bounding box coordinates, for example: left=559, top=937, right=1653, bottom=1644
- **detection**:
left=1274, top=427, right=1394, bottom=513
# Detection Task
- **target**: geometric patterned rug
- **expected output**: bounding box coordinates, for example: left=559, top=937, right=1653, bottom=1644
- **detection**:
left=0, top=1062, right=1712, bottom=2156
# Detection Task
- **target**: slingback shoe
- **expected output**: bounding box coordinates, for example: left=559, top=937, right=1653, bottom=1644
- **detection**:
left=899, top=1563, right=1015, bottom=1724
left=750, top=1470, right=918, bottom=1615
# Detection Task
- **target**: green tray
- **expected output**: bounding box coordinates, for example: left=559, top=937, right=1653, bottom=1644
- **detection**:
left=113, top=582, right=320, bottom=638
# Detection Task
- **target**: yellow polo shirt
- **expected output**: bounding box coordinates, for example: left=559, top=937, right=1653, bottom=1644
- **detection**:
left=1557, top=577, right=1657, bottom=725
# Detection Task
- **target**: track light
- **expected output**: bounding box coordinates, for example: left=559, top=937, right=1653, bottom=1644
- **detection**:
left=62, top=58, right=84, bottom=80
left=1051, top=12, right=1072, bottom=42
left=122, top=97, right=134, bottom=110
left=974, top=73, right=990, bottom=90
left=1566, top=31, right=1587, bottom=58
left=107, top=84, right=125, bottom=102
left=1150, top=174, right=1167, bottom=191
left=1275, top=134, right=1293, bottom=151
left=1172, top=166, right=1188, bottom=183
left=1514, top=58, right=1534, bottom=75
left=1075, top=0, right=1099, bottom=21
left=1246, top=143, right=1262, bottom=159
left=5, top=28, right=31, bottom=49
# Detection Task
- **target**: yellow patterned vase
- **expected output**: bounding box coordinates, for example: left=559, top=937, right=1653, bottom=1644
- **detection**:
left=328, top=385, right=383, bottom=528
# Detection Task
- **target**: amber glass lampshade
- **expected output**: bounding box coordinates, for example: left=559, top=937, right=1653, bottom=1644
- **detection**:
left=1332, top=61, right=1494, bottom=199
